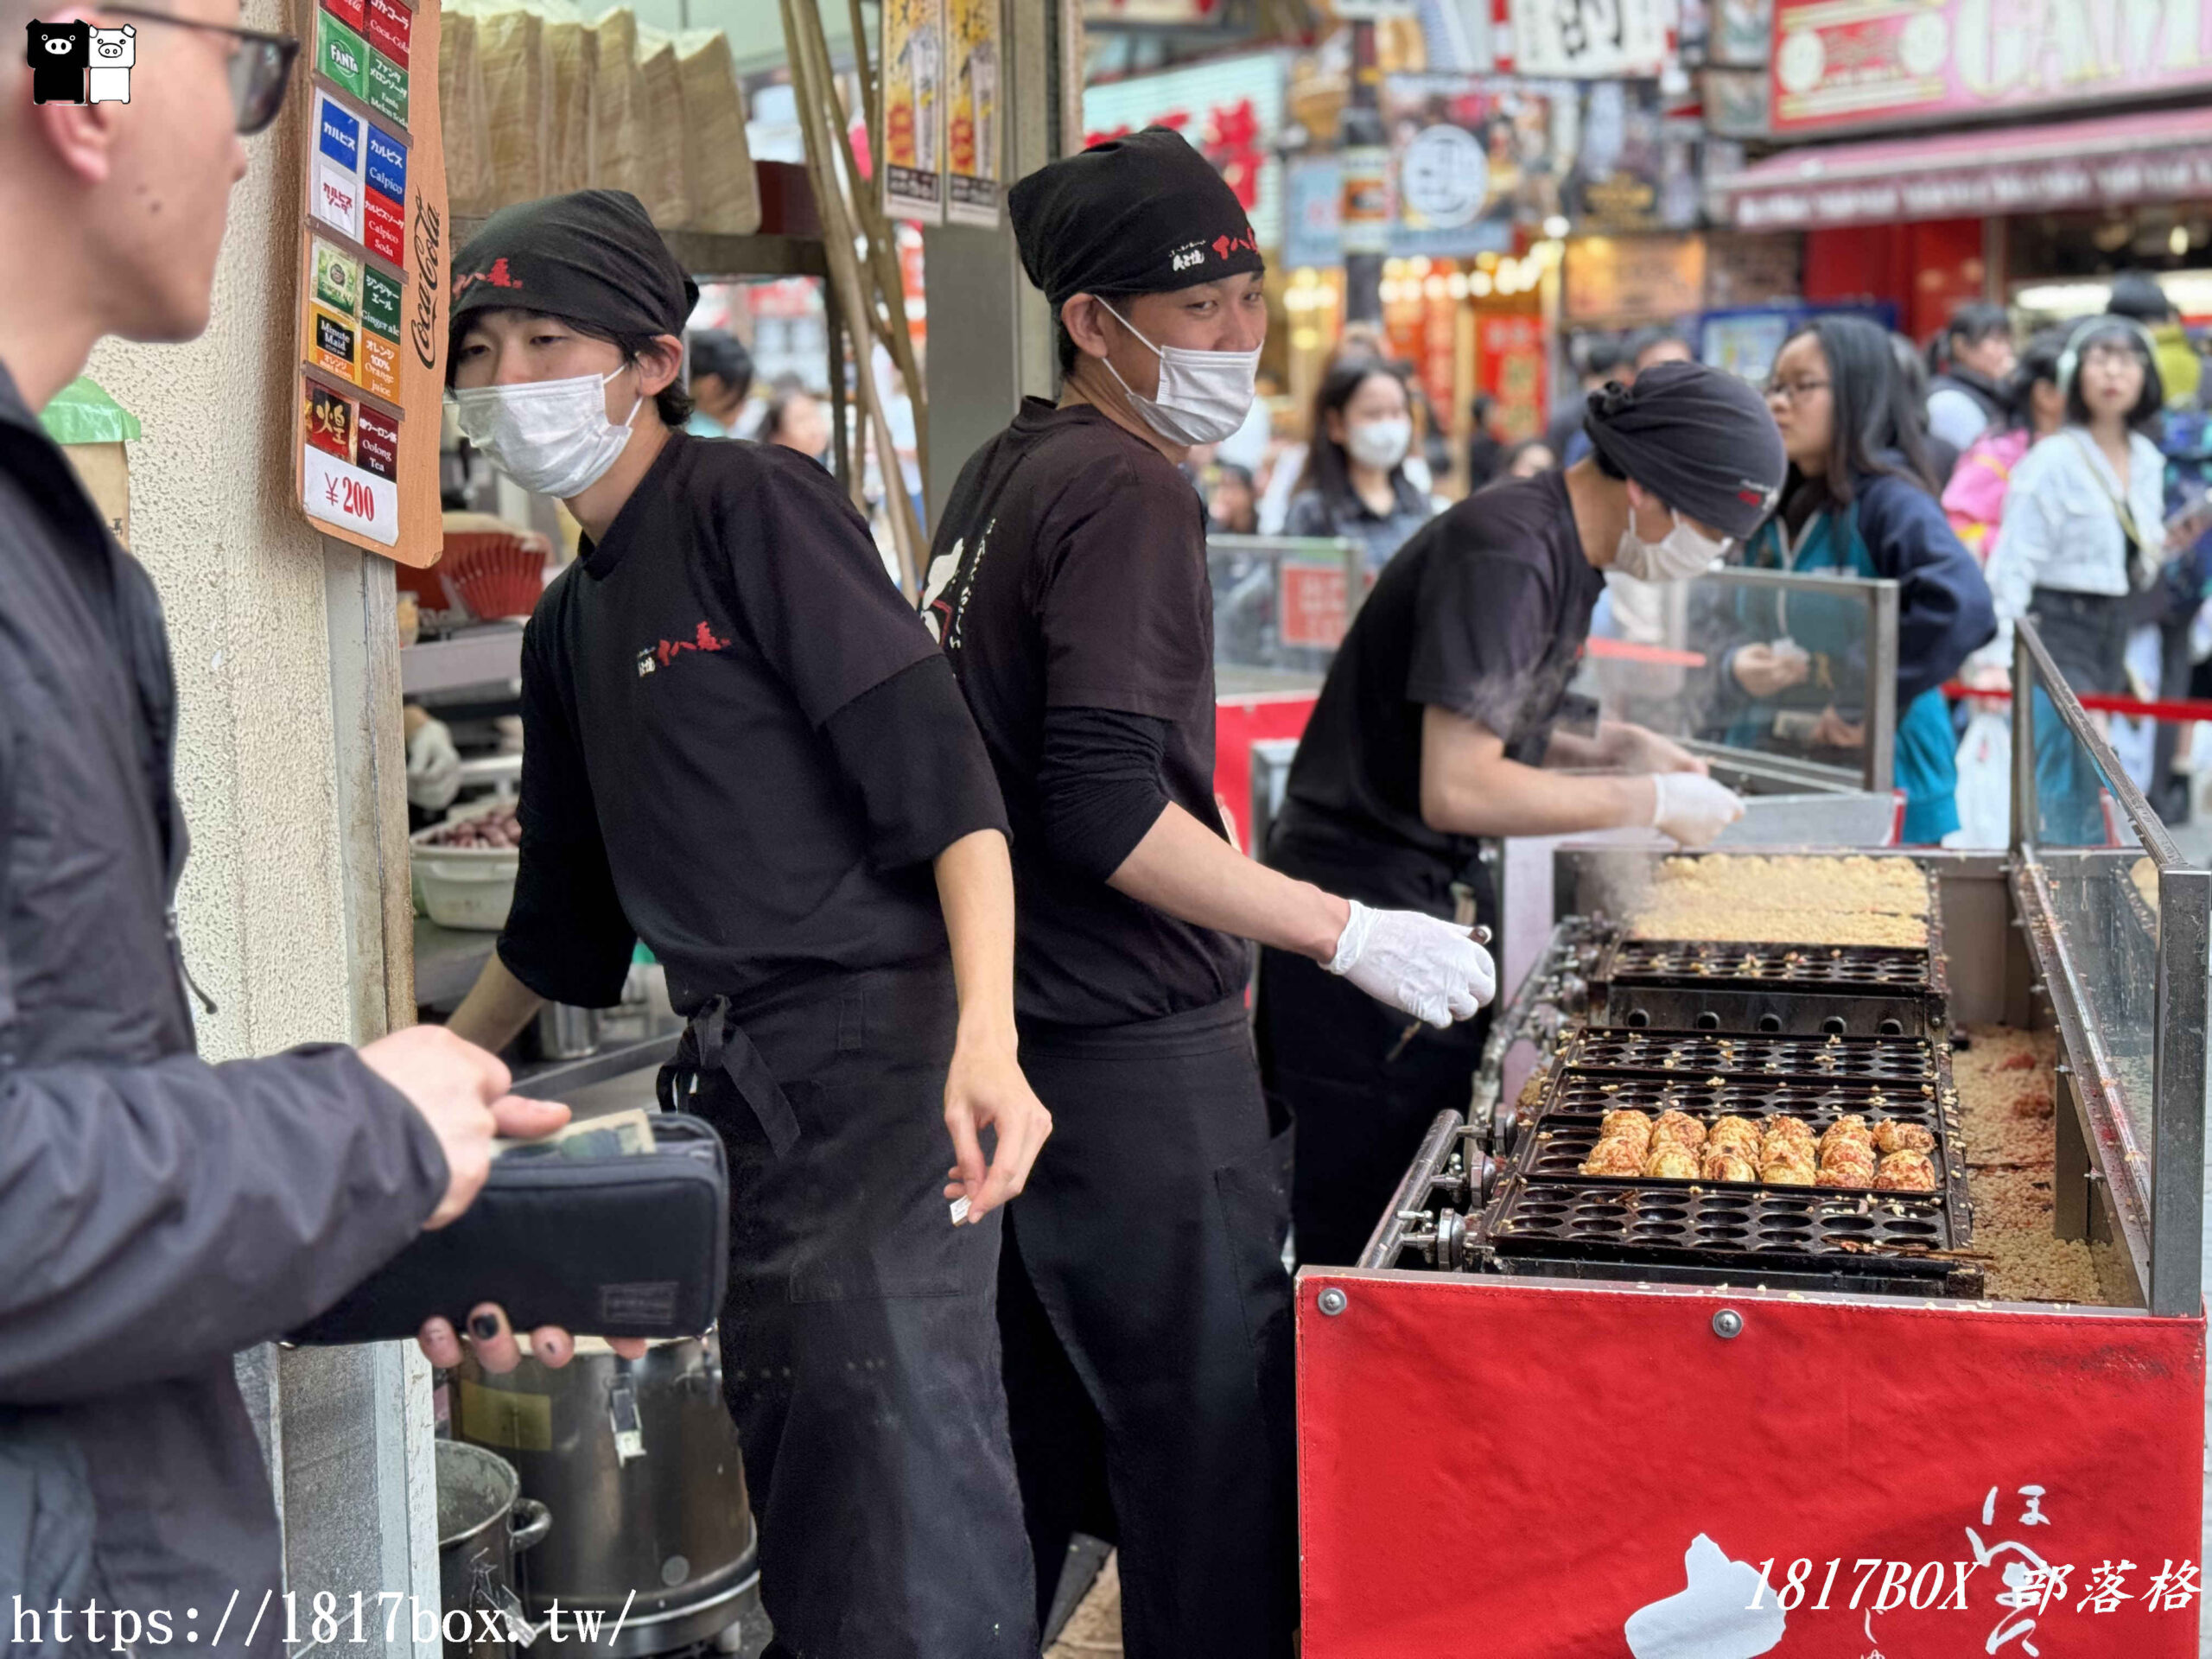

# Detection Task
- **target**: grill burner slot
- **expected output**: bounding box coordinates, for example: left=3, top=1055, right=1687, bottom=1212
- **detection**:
left=1592, top=936, right=1947, bottom=1039
left=1541, top=1071, right=1942, bottom=1124
left=1603, top=939, right=1933, bottom=988
left=1561, top=1028, right=1937, bottom=1084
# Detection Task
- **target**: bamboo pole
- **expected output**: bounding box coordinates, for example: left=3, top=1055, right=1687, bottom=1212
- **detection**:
left=780, top=0, right=924, bottom=594
left=795, top=0, right=927, bottom=492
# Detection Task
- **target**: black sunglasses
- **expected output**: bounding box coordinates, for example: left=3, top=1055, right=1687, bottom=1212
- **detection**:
left=97, top=6, right=301, bottom=135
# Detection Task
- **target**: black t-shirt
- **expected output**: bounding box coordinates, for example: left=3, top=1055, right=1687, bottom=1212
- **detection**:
left=498, top=435, right=1004, bottom=1014
left=1271, top=470, right=1605, bottom=912
left=924, top=398, right=1246, bottom=1028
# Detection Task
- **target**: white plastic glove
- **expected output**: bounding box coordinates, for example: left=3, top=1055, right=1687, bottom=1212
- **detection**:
left=407, top=717, right=463, bottom=812
left=1652, top=772, right=1745, bottom=847
left=1323, top=900, right=1497, bottom=1029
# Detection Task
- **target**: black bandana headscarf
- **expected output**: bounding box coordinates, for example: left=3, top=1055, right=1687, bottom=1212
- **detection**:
left=1582, top=360, right=1788, bottom=540
left=1009, top=128, right=1265, bottom=308
left=448, top=190, right=698, bottom=367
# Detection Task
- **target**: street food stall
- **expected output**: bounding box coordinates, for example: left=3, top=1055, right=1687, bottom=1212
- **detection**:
left=1296, top=617, right=2209, bottom=1656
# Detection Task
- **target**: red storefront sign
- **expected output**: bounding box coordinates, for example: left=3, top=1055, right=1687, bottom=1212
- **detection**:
left=1279, top=558, right=1351, bottom=652
left=1477, top=311, right=1548, bottom=443
left=1772, top=0, right=2212, bottom=137
left=1299, top=1271, right=2205, bottom=1656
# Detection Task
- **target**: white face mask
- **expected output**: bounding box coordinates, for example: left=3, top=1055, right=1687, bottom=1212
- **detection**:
left=1347, top=416, right=1411, bottom=472
left=1613, top=506, right=1732, bottom=582
left=1096, top=301, right=1259, bottom=448
left=452, top=366, right=641, bottom=499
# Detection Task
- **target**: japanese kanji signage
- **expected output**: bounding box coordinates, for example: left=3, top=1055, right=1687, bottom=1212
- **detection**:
left=1082, top=50, right=1287, bottom=249
left=291, top=0, right=444, bottom=565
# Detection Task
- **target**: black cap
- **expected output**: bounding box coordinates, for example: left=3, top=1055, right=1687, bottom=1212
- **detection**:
left=1009, top=127, right=1264, bottom=311
left=1583, top=361, right=1787, bottom=541
left=449, top=190, right=698, bottom=366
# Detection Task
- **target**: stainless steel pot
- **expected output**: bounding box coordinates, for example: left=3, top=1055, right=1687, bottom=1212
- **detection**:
left=435, top=1440, right=552, bottom=1659
left=452, top=1334, right=762, bottom=1657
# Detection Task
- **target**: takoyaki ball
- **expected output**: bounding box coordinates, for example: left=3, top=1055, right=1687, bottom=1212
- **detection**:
left=1650, top=1110, right=1707, bottom=1152
left=1874, top=1151, right=1937, bottom=1192
left=1706, top=1117, right=1762, bottom=1160
left=1760, top=1159, right=1816, bottom=1187
left=1700, top=1151, right=1760, bottom=1184
left=1872, top=1120, right=1936, bottom=1156
left=1643, top=1145, right=1701, bottom=1180
left=1818, top=1115, right=1872, bottom=1157
left=1600, top=1109, right=1654, bottom=1150
left=1580, top=1136, right=1646, bottom=1178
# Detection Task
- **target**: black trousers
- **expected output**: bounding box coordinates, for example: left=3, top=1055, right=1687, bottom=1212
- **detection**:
left=1000, top=996, right=1297, bottom=1659
left=661, top=962, right=1033, bottom=1659
left=1255, top=944, right=1491, bottom=1268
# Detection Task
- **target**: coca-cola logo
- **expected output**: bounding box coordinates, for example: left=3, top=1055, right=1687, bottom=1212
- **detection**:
left=410, top=196, right=442, bottom=370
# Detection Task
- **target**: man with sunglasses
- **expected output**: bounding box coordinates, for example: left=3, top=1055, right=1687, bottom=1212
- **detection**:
left=0, top=4, right=604, bottom=1646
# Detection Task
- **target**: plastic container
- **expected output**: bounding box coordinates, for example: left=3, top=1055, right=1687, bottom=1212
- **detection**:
left=410, top=823, right=519, bottom=931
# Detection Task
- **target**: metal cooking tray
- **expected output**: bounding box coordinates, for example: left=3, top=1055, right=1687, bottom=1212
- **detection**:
left=1473, top=1176, right=1983, bottom=1299
left=1592, top=933, right=1948, bottom=1039
left=1541, top=1070, right=1943, bottom=1123
left=1559, top=1027, right=1940, bottom=1084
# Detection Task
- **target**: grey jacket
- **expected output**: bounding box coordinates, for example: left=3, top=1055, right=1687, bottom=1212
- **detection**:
left=0, top=363, right=449, bottom=1651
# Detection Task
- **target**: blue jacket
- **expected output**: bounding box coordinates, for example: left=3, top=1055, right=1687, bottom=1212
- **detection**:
left=1740, top=467, right=1995, bottom=842
left=1748, top=469, right=1995, bottom=705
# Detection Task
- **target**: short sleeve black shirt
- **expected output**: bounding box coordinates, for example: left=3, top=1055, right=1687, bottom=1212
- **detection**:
left=1272, top=471, right=1605, bottom=908
left=924, top=398, right=1246, bottom=1027
left=499, top=435, right=988, bottom=1012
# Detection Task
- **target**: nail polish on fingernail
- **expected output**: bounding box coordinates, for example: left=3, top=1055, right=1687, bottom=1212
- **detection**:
left=470, top=1313, right=500, bottom=1340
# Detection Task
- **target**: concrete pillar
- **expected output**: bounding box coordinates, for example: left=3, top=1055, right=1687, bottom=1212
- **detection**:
left=82, top=0, right=439, bottom=1645
left=921, top=0, right=1082, bottom=516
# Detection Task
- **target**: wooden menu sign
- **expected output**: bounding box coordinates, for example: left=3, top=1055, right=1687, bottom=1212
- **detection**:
left=290, top=0, right=447, bottom=566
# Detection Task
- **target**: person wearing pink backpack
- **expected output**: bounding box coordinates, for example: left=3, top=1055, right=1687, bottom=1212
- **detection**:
left=1942, top=328, right=2067, bottom=569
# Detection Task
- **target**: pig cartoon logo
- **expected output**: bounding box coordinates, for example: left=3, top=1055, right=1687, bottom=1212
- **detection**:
left=26, top=19, right=90, bottom=105
left=87, top=23, right=132, bottom=104
left=1624, top=1535, right=1788, bottom=1659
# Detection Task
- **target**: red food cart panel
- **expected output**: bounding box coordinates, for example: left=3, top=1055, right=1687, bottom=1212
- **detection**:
left=1214, top=691, right=1316, bottom=855
left=1299, top=1272, right=2204, bottom=1656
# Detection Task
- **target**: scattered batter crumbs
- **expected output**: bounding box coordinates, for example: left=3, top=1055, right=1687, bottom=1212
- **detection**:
left=1626, top=855, right=1931, bottom=949
left=1953, top=1024, right=2108, bottom=1305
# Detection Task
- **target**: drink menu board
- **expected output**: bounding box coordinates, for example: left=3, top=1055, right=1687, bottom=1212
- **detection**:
left=292, top=0, right=445, bottom=564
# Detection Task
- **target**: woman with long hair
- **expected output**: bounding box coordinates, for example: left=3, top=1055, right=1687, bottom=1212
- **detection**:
left=1725, top=314, right=1996, bottom=843
left=1984, top=316, right=2172, bottom=841
left=1284, top=356, right=1434, bottom=572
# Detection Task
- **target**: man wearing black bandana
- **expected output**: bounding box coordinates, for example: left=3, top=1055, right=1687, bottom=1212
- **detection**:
left=441, top=190, right=1048, bottom=1655
left=923, top=130, right=1495, bottom=1655
left=1259, top=361, right=1789, bottom=1269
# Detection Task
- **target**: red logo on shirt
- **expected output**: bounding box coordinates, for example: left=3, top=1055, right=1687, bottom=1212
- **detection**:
left=635, top=620, right=730, bottom=676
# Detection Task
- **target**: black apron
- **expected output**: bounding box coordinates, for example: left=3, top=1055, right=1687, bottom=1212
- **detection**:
left=999, top=995, right=1296, bottom=1659
left=1255, top=842, right=1494, bottom=1268
left=659, top=959, right=1033, bottom=1658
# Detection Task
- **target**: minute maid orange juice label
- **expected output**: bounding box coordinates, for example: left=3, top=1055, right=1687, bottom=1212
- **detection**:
left=309, top=304, right=359, bottom=383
